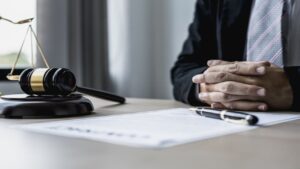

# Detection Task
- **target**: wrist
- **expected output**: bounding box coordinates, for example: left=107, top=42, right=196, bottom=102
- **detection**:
left=283, top=67, right=300, bottom=110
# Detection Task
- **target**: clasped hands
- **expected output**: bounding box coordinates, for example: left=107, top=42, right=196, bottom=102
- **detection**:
left=192, top=60, right=293, bottom=111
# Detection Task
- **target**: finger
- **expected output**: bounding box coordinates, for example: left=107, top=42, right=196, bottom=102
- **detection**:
left=211, top=102, right=226, bottom=109
left=194, top=72, right=259, bottom=85
left=192, top=74, right=205, bottom=83
left=200, top=83, right=208, bottom=93
left=205, top=81, right=266, bottom=96
left=199, top=92, right=257, bottom=103
left=207, top=60, right=231, bottom=66
left=211, top=102, right=268, bottom=111
left=206, top=61, right=270, bottom=75
left=222, top=101, right=268, bottom=111
left=207, top=60, right=271, bottom=67
left=193, top=72, right=237, bottom=84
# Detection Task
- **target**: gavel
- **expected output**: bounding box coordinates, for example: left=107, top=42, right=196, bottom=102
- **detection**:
left=17, top=68, right=126, bottom=104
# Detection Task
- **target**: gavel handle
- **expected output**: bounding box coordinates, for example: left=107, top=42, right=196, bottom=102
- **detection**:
left=76, top=86, right=126, bottom=104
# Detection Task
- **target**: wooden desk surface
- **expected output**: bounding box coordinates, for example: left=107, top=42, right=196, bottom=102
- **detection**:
left=0, top=97, right=299, bottom=169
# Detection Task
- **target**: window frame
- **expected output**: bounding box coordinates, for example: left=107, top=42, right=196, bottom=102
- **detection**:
left=0, top=0, right=37, bottom=82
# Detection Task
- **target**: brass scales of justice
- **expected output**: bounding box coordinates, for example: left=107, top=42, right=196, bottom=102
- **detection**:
left=0, top=16, right=125, bottom=118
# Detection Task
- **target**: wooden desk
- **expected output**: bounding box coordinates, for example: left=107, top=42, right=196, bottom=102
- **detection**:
left=0, top=97, right=299, bottom=169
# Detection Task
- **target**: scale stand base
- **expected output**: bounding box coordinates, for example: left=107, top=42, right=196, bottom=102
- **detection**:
left=0, top=94, right=93, bottom=118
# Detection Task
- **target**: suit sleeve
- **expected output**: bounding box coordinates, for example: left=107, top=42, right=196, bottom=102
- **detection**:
left=284, top=67, right=300, bottom=111
left=171, top=0, right=218, bottom=106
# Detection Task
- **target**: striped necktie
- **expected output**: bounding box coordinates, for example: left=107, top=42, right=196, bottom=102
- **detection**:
left=246, top=0, right=287, bottom=67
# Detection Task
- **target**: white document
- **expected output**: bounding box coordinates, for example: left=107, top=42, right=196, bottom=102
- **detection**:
left=20, top=108, right=300, bottom=148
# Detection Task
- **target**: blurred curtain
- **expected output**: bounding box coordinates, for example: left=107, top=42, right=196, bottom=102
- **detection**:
left=107, top=0, right=195, bottom=98
left=37, top=0, right=109, bottom=90
left=37, top=0, right=195, bottom=98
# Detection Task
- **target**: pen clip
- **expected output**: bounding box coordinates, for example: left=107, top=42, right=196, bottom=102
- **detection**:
left=220, top=110, right=249, bottom=125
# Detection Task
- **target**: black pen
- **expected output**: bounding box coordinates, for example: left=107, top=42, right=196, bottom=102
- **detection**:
left=190, top=108, right=259, bottom=125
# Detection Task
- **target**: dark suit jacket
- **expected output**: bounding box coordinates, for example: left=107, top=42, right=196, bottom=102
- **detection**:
left=171, top=0, right=300, bottom=110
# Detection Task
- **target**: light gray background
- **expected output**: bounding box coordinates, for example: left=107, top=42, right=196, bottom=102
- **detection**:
left=107, top=0, right=195, bottom=99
